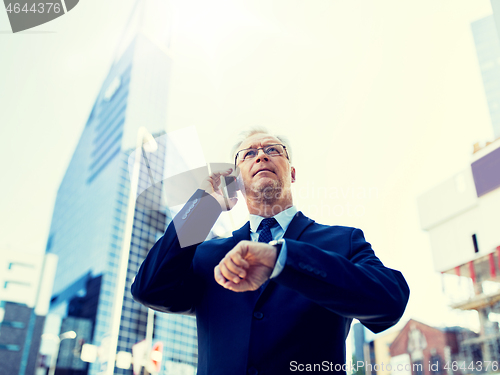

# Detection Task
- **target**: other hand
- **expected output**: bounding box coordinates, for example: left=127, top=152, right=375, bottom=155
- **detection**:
left=200, top=168, right=238, bottom=211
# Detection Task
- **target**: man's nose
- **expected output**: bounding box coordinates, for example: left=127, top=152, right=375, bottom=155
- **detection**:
left=255, top=149, right=269, bottom=162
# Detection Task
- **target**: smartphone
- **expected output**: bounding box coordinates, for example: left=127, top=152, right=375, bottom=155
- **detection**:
left=222, top=176, right=238, bottom=198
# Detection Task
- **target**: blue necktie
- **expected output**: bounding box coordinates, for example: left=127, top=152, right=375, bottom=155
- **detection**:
left=258, top=217, right=277, bottom=243
left=257, top=218, right=277, bottom=291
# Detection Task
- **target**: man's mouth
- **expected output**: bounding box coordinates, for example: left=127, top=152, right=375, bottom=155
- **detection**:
left=254, top=169, right=275, bottom=176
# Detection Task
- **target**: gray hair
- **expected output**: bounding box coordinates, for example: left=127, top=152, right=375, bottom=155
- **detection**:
left=231, top=127, right=293, bottom=164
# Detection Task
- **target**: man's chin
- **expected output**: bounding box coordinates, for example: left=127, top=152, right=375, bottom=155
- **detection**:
left=250, top=181, right=283, bottom=198
left=251, top=180, right=275, bottom=192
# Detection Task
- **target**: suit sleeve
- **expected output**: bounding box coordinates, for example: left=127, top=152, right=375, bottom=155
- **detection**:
left=274, top=228, right=410, bottom=333
left=131, top=189, right=222, bottom=315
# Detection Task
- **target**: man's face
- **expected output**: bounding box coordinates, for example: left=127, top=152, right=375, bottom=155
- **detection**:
left=235, top=133, right=296, bottom=200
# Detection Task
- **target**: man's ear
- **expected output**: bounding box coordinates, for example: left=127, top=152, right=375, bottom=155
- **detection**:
left=291, top=167, right=296, bottom=183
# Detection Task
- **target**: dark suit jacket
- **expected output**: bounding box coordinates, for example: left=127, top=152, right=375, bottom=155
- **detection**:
left=131, top=190, right=410, bottom=375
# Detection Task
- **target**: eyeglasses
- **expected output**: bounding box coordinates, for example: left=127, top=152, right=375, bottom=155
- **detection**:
left=234, top=144, right=289, bottom=167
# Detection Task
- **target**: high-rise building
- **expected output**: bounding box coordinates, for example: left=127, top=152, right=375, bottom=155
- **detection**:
left=41, top=1, right=212, bottom=374
left=351, top=322, right=365, bottom=366
left=471, top=15, right=500, bottom=139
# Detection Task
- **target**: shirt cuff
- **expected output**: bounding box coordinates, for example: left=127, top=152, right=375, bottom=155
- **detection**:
left=270, top=240, right=287, bottom=279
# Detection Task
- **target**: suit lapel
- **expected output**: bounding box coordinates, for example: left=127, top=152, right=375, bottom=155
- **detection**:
left=232, top=221, right=251, bottom=246
left=283, top=211, right=315, bottom=241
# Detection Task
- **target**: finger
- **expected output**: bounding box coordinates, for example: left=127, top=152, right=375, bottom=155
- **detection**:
left=214, top=265, right=228, bottom=286
left=209, top=176, right=222, bottom=189
left=224, top=255, right=247, bottom=278
left=229, top=251, right=249, bottom=270
left=219, top=261, right=242, bottom=284
left=202, top=168, right=234, bottom=194
left=221, top=279, right=251, bottom=292
left=210, top=168, right=233, bottom=180
left=211, top=169, right=233, bottom=186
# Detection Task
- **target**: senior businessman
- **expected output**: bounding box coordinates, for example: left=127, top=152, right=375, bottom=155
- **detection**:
left=131, top=128, right=410, bottom=375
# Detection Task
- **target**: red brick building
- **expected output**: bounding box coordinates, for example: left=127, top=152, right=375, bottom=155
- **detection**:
left=389, top=319, right=461, bottom=375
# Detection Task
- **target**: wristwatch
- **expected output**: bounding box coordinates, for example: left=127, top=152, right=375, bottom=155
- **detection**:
left=268, top=239, right=285, bottom=256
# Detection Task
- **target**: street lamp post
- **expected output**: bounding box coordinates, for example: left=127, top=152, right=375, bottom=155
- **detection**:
left=105, top=127, right=158, bottom=375
left=42, top=330, right=77, bottom=375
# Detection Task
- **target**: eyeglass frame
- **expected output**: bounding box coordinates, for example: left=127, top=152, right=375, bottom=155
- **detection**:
left=234, top=143, right=290, bottom=169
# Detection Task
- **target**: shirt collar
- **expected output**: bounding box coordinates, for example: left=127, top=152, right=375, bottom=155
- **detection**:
left=249, top=205, right=298, bottom=234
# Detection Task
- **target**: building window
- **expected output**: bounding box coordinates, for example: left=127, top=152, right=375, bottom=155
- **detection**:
left=472, top=234, right=479, bottom=253
left=8, top=261, right=34, bottom=270
left=1, top=321, right=25, bottom=329
left=0, top=344, right=21, bottom=351
left=46, top=234, right=54, bottom=252
left=4, top=280, right=31, bottom=289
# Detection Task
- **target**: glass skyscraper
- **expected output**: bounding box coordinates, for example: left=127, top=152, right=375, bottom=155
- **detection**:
left=43, top=1, right=203, bottom=374
left=471, top=15, right=500, bottom=139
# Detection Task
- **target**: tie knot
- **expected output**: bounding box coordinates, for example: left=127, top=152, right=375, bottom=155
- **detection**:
left=259, top=217, right=278, bottom=231
left=257, top=217, right=278, bottom=243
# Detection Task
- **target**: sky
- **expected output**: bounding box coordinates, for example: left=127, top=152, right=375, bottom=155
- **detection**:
left=0, top=0, right=497, bottom=334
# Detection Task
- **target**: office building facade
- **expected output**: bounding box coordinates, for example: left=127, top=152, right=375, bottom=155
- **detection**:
left=42, top=1, right=203, bottom=374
